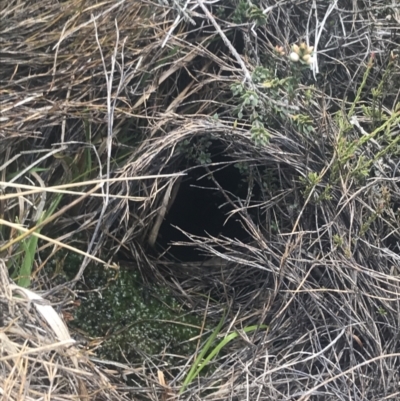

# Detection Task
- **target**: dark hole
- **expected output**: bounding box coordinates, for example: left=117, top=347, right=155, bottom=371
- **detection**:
left=157, top=141, right=250, bottom=261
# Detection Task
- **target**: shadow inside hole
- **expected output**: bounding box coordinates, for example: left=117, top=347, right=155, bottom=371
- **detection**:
left=157, top=155, right=250, bottom=262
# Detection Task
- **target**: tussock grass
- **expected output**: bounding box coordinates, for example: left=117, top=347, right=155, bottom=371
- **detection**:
left=1, top=0, right=400, bottom=400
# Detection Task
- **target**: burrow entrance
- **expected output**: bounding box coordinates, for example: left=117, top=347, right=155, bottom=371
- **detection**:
left=156, top=140, right=252, bottom=261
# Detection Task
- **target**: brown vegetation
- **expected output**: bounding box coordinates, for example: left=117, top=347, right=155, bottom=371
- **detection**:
left=1, top=0, right=399, bottom=400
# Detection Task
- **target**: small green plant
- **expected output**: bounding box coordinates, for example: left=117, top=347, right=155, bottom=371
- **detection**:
left=234, top=161, right=256, bottom=186
left=247, top=4, right=267, bottom=26
left=177, top=136, right=212, bottom=165
left=270, top=220, right=279, bottom=233
left=215, top=5, right=229, bottom=19
left=13, top=194, right=63, bottom=287
left=300, top=171, right=320, bottom=197
left=299, top=172, right=331, bottom=204
left=333, top=234, right=344, bottom=248
left=331, top=105, right=400, bottom=184
left=180, top=312, right=267, bottom=394
left=377, top=306, right=387, bottom=316
left=231, top=81, right=270, bottom=146
left=234, top=161, right=250, bottom=176
left=359, top=186, right=391, bottom=237
left=369, top=53, right=397, bottom=128
left=251, top=121, right=270, bottom=146
left=241, top=90, right=259, bottom=109
left=351, top=155, right=371, bottom=182
left=198, top=152, right=212, bottom=165
left=318, top=184, right=333, bottom=202
left=291, top=113, right=314, bottom=135
left=232, top=1, right=267, bottom=26
left=16, top=221, right=42, bottom=288
left=348, top=53, right=375, bottom=119
left=261, top=167, right=279, bottom=192
left=232, top=0, right=250, bottom=24
left=252, top=66, right=274, bottom=84
left=230, top=53, right=318, bottom=146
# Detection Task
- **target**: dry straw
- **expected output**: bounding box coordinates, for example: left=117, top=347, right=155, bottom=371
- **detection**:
left=1, top=0, right=400, bottom=400
left=0, top=259, right=138, bottom=400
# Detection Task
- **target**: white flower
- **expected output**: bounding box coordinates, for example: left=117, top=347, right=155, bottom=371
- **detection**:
left=306, top=56, right=315, bottom=65
left=291, top=44, right=300, bottom=54
left=306, top=46, right=314, bottom=55
left=289, top=52, right=300, bottom=62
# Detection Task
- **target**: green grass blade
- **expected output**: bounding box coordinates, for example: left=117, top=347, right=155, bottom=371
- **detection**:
left=180, top=311, right=225, bottom=394
left=189, top=324, right=268, bottom=384
left=17, top=233, right=39, bottom=287
left=180, top=320, right=268, bottom=394
left=16, top=190, right=63, bottom=287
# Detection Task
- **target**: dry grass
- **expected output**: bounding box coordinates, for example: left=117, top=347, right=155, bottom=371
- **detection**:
left=0, top=259, right=139, bottom=400
left=1, top=0, right=400, bottom=400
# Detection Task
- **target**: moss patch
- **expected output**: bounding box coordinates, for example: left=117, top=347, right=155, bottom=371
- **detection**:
left=71, top=265, right=202, bottom=365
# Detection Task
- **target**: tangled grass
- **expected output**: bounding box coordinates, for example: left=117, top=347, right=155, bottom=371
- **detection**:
left=1, top=0, right=400, bottom=400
